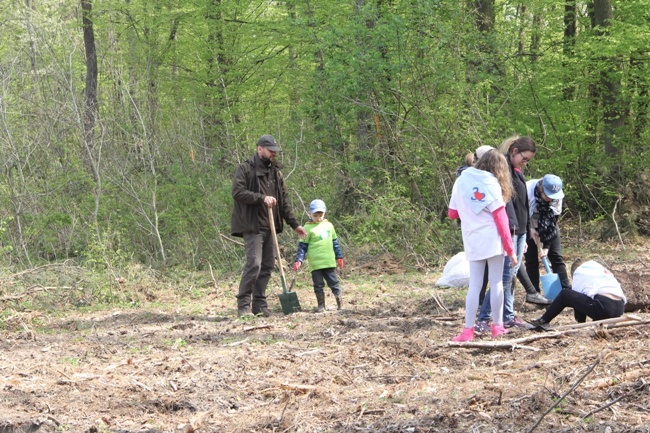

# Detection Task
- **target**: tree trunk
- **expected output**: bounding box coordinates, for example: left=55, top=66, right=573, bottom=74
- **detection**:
left=474, top=0, right=494, bottom=33
left=355, top=0, right=373, bottom=154
left=530, top=13, right=542, bottom=62
left=81, top=0, right=98, bottom=148
left=630, top=51, right=648, bottom=140
left=469, top=0, right=501, bottom=77
left=516, top=5, right=527, bottom=57
left=81, top=0, right=102, bottom=239
left=593, top=0, right=623, bottom=156
left=563, top=0, right=577, bottom=99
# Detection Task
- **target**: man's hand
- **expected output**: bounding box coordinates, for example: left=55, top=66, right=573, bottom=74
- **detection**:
left=337, top=258, right=344, bottom=270
left=295, top=226, right=307, bottom=238
left=293, top=262, right=301, bottom=272
left=263, top=196, right=277, bottom=207
left=539, top=248, right=549, bottom=258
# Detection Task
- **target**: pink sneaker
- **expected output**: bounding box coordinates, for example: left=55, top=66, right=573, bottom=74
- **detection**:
left=491, top=323, right=508, bottom=337
left=452, top=327, right=475, bottom=342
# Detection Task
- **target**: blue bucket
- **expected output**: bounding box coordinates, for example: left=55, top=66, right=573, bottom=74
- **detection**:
left=540, top=256, right=561, bottom=300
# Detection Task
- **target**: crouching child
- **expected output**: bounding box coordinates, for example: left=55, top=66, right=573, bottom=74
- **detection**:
left=528, top=259, right=626, bottom=331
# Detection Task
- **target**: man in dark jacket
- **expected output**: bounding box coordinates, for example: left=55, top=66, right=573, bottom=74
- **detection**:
left=232, top=134, right=307, bottom=317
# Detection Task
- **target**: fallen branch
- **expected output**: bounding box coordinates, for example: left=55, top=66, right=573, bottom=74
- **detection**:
left=447, top=317, right=649, bottom=350
left=220, top=233, right=244, bottom=247
left=4, top=261, right=78, bottom=280
left=222, top=337, right=249, bottom=347
left=432, top=320, right=457, bottom=327
left=611, top=196, right=625, bottom=249
left=280, top=383, right=317, bottom=394
left=431, top=294, right=450, bottom=313
left=526, top=356, right=601, bottom=433
left=243, top=325, right=273, bottom=332
left=0, top=286, right=54, bottom=301
left=594, top=319, right=650, bottom=330
left=447, top=332, right=563, bottom=349
left=581, top=384, right=642, bottom=420
left=553, top=315, right=643, bottom=331
left=131, top=378, right=152, bottom=392
left=208, top=263, right=217, bottom=290
left=584, top=368, right=650, bottom=389
left=430, top=315, right=457, bottom=321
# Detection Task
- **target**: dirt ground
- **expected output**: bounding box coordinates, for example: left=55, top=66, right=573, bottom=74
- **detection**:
left=1, top=242, right=650, bottom=433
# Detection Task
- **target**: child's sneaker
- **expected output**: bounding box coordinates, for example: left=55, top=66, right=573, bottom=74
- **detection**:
left=504, top=316, right=527, bottom=328
left=452, top=327, right=475, bottom=342
left=474, top=320, right=491, bottom=333
left=526, top=317, right=552, bottom=332
left=491, top=323, right=508, bottom=337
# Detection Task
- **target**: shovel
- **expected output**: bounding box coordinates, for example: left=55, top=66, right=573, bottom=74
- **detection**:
left=540, top=256, right=561, bottom=301
left=268, top=207, right=301, bottom=315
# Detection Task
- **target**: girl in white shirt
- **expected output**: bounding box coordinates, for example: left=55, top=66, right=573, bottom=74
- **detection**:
left=527, top=259, right=626, bottom=331
left=448, top=149, right=517, bottom=341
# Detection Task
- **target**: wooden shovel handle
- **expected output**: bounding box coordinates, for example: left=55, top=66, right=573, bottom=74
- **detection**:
left=268, top=207, right=286, bottom=281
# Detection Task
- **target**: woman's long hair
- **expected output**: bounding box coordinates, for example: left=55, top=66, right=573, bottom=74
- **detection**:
left=500, top=135, right=537, bottom=157
left=474, top=149, right=513, bottom=202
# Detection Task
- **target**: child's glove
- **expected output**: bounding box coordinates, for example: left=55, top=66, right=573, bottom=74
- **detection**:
left=293, top=261, right=302, bottom=272
left=337, top=258, right=344, bottom=270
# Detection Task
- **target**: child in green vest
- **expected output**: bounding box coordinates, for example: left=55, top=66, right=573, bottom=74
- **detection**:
left=293, top=199, right=345, bottom=312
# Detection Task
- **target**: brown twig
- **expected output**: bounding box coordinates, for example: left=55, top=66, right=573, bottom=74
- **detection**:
left=431, top=293, right=450, bottom=313
left=526, top=356, right=601, bottom=433
left=448, top=332, right=563, bottom=349
left=243, top=325, right=273, bottom=332
left=0, top=286, right=55, bottom=302
left=552, top=315, right=642, bottom=331
left=220, top=233, right=244, bottom=247
left=581, top=383, right=644, bottom=420
left=208, top=263, right=217, bottom=290
left=4, top=261, right=78, bottom=280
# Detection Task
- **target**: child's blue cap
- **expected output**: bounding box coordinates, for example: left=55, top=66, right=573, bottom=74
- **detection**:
left=309, top=199, right=327, bottom=213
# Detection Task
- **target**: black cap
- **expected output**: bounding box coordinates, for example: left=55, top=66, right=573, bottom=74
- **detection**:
left=257, top=134, right=281, bottom=152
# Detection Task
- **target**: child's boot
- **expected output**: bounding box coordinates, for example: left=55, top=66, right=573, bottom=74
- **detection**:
left=316, top=292, right=325, bottom=313
left=335, top=294, right=342, bottom=310
left=491, top=323, right=508, bottom=337
left=452, top=327, right=474, bottom=342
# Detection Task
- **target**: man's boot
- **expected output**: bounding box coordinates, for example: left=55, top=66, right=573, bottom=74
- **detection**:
left=316, top=292, right=325, bottom=313
left=335, top=294, right=342, bottom=310
left=237, top=307, right=252, bottom=318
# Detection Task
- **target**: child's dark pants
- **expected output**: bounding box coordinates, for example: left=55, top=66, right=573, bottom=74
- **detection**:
left=311, top=268, right=341, bottom=296
left=541, top=290, right=625, bottom=323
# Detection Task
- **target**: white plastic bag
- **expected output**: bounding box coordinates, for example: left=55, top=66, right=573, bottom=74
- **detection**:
left=435, top=252, right=470, bottom=288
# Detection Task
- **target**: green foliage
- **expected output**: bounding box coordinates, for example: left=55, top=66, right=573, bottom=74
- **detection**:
left=338, top=185, right=461, bottom=268
left=81, top=226, right=129, bottom=272
left=0, top=0, right=648, bottom=280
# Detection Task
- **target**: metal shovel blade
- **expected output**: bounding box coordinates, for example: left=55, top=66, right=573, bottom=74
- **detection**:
left=540, top=256, right=561, bottom=301
left=278, top=289, right=302, bottom=315
left=269, top=207, right=301, bottom=315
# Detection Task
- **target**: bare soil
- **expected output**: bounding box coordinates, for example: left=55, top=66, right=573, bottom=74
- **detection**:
left=1, top=243, right=650, bottom=433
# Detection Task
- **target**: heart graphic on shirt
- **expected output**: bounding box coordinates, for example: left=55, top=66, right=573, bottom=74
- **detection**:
left=472, top=187, right=486, bottom=201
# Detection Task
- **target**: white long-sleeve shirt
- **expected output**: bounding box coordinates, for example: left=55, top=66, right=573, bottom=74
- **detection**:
left=572, top=260, right=627, bottom=304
